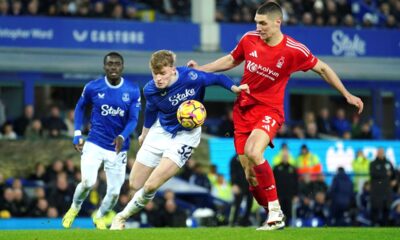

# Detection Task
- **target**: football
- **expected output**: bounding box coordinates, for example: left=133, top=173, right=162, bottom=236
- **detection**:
left=177, top=100, right=207, bottom=129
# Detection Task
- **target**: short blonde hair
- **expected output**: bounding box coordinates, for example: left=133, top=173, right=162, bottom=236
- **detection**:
left=149, top=50, right=176, bottom=74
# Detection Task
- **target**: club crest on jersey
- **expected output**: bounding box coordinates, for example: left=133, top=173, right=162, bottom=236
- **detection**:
left=188, top=71, right=198, bottom=80
left=122, top=93, right=130, bottom=102
left=276, top=56, right=285, bottom=69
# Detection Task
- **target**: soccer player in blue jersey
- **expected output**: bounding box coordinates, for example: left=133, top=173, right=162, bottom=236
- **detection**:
left=62, top=52, right=141, bottom=229
left=110, top=50, right=249, bottom=230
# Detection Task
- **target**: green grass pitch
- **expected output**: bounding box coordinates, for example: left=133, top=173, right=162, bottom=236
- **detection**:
left=0, top=227, right=398, bottom=240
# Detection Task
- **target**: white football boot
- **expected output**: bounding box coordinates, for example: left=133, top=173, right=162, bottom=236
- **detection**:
left=256, top=209, right=285, bottom=231
left=110, top=214, right=126, bottom=230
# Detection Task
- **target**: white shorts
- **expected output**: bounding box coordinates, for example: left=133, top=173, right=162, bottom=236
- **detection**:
left=82, top=141, right=127, bottom=175
left=136, top=120, right=201, bottom=168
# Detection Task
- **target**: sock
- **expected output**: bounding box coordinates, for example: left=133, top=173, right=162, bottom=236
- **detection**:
left=249, top=185, right=269, bottom=212
left=119, top=188, right=156, bottom=219
left=96, top=192, right=119, bottom=218
left=253, top=160, right=278, bottom=202
left=71, top=183, right=90, bottom=211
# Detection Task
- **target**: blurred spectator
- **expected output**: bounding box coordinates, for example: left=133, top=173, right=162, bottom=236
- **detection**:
left=301, top=12, right=313, bottom=25
left=292, top=124, right=305, bottom=139
left=13, top=188, right=30, bottom=216
left=368, top=118, right=382, bottom=139
left=76, top=2, right=90, bottom=18
left=331, top=108, right=351, bottom=137
left=296, top=144, right=322, bottom=180
left=91, top=1, right=106, bottom=18
left=46, top=160, right=65, bottom=183
left=343, top=14, right=356, bottom=27
left=207, top=164, right=218, bottom=187
left=313, top=191, right=329, bottom=223
left=25, top=119, right=44, bottom=140
left=352, top=150, right=370, bottom=192
left=316, top=108, right=332, bottom=135
left=64, top=158, right=78, bottom=184
left=369, top=148, right=396, bottom=226
left=272, top=143, right=296, bottom=167
left=29, top=198, right=49, bottom=217
left=351, top=114, right=362, bottom=139
left=356, top=181, right=371, bottom=226
left=26, top=0, right=40, bottom=16
left=0, top=99, right=5, bottom=127
left=276, top=123, right=291, bottom=138
left=48, top=172, right=74, bottom=214
left=328, top=167, right=354, bottom=226
left=42, top=105, right=68, bottom=138
left=359, top=122, right=372, bottom=139
left=10, top=0, right=23, bottom=16
left=189, top=163, right=212, bottom=191
left=47, top=206, right=59, bottom=218
left=211, top=174, right=233, bottom=202
left=1, top=188, right=17, bottom=217
left=295, top=196, right=313, bottom=219
left=305, top=122, right=319, bottom=139
left=13, top=105, right=35, bottom=137
left=160, top=199, right=187, bottom=227
left=28, top=162, right=48, bottom=183
left=179, top=158, right=196, bottom=181
left=134, top=200, right=162, bottom=227
left=1, top=122, right=17, bottom=140
left=273, top=151, right=298, bottom=225
left=0, top=0, right=9, bottom=16
left=217, top=108, right=234, bottom=137
left=229, top=155, right=252, bottom=227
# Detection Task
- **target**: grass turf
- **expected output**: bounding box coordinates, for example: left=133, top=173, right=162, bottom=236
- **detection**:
left=0, top=227, right=398, bottom=240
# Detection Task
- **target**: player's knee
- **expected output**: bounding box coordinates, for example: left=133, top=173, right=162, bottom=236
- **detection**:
left=244, top=147, right=262, bottom=163
left=143, top=182, right=158, bottom=194
left=246, top=176, right=258, bottom=186
left=129, top=182, right=141, bottom=193
left=81, top=178, right=96, bottom=190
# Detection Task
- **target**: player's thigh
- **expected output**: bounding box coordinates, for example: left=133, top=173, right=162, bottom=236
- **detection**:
left=129, top=160, right=155, bottom=191
left=245, top=129, right=270, bottom=156
left=80, top=142, right=104, bottom=185
left=145, top=157, right=181, bottom=192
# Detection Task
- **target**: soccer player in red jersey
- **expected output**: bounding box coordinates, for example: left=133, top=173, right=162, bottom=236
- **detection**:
left=188, top=1, right=364, bottom=230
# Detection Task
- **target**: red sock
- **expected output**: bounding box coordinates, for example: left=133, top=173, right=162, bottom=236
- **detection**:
left=249, top=185, right=269, bottom=209
left=253, top=160, right=278, bottom=202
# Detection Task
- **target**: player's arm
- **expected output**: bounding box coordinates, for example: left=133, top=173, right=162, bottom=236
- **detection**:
left=200, top=71, right=250, bottom=94
left=114, top=93, right=141, bottom=153
left=139, top=96, right=158, bottom=146
left=312, top=59, right=363, bottom=114
left=187, top=54, right=241, bottom=73
left=73, top=85, right=90, bottom=153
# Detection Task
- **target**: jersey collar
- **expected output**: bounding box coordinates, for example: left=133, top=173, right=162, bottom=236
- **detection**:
left=104, top=76, right=124, bottom=89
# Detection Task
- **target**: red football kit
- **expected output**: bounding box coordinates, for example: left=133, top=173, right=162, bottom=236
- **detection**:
left=231, top=31, right=318, bottom=154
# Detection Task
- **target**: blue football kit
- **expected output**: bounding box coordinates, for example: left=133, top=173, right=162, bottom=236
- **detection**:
left=74, top=77, right=141, bottom=151
left=143, top=66, right=235, bottom=136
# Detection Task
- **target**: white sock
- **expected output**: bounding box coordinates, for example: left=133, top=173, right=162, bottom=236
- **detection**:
left=71, top=183, right=90, bottom=211
left=268, top=200, right=281, bottom=211
left=96, top=193, right=119, bottom=218
left=119, top=188, right=155, bottom=219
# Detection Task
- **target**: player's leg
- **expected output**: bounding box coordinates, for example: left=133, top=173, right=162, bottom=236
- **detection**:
left=93, top=151, right=128, bottom=229
left=63, top=142, right=103, bottom=228
left=244, top=129, right=284, bottom=230
left=110, top=149, right=159, bottom=230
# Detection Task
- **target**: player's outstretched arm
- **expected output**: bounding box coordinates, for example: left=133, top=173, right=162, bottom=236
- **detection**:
left=73, top=97, right=87, bottom=153
left=312, top=59, right=364, bottom=114
left=187, top=55, right=240, bottom=73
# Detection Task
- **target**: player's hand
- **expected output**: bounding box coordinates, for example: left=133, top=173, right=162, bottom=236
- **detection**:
left=138, top=134, right=146, bottom=146
left=186, top=60, right=199, bottom=69
left=72, top=135, right=84, bottom=153
left=231, top=84, right=250, bottom=94
left=346, top=94, right=364, bottom=114
left=113, top=135, right=124, bottom=154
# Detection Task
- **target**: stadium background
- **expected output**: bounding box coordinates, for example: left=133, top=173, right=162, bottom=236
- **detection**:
left=0, top=0, right=400, bottom=230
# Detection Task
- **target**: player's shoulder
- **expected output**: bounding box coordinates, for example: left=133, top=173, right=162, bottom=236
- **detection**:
left=284, top=35, right=311, bottom=57
left=177, top=66, right=202, bottom=81
left=83, top=76, right=103, bottom=91
left=143, top=79, right=156, bottom=95
left=240, top=31, right=260, bottom=41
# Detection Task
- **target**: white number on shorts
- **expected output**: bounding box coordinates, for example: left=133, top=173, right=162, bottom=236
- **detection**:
left=261, top=116, right=276, bottom=132
left=178, top=145, right=194, bottom=161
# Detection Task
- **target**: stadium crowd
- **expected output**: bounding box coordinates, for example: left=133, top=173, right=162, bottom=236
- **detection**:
left=0, top=0, right=398, bottom=28
left=1, top=145, right=400, bottom=227
left=0, top=102, right=385, bottom=140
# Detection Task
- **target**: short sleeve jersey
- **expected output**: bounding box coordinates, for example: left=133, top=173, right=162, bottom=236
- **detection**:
left=231, top=31, right=318, bottom=120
